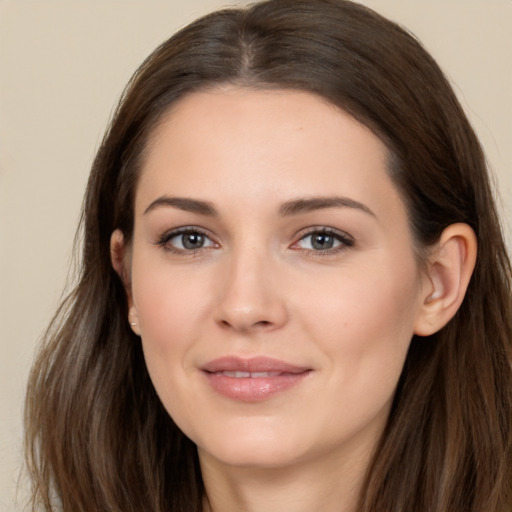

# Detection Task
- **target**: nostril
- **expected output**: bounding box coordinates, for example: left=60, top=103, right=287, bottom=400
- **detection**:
left=218, top=318, right=273, bottom=331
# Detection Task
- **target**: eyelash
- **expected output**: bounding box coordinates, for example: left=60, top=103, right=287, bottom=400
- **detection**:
left=292, top=227, right=354, bottom=256
left=154, top=226, right=354, bottom=256
left=155, top=227, right=217, bottom=256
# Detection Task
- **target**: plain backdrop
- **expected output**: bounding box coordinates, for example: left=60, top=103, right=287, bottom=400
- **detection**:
left=0, top=1, right=510, bottom=510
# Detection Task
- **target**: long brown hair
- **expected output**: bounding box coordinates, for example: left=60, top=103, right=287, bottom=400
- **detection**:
left=25, top=1, right=512, bottom=510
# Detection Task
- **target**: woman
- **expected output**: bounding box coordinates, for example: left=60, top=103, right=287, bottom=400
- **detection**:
left=25, top=0, right=512, bottom=511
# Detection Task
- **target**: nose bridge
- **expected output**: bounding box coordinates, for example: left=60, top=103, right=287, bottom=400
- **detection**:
left=215, top=236, right=287, bottom=332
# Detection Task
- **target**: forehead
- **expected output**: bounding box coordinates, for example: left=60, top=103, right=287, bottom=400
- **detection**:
left=136, top=87, right=402, bottom=222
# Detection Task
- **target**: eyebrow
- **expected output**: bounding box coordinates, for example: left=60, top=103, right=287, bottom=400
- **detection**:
left=280, top=196, right=376, bottom=217
left=143, top=195, right=375, bottom=218
left=144, top=196, right=218, bottom=216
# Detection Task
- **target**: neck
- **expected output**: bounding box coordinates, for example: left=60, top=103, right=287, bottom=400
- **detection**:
left=199, top=445, right=372, bottom=512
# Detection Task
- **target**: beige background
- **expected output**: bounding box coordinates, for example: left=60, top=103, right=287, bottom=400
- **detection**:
left=0, top=1, right=510, bottom=510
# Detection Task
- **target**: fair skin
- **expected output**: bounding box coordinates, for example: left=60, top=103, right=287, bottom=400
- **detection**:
left=111, top=87, right=476, bottom=512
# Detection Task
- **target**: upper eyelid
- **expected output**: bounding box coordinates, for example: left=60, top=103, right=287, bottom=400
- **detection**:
left=295, top=226, right=354, bottom=242
left=156, top=226, right=216, bottom=244
left=160, top=226, right=211, bottom=237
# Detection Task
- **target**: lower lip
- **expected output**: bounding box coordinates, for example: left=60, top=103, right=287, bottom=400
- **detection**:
left=203, top=372, right=310, bottom=402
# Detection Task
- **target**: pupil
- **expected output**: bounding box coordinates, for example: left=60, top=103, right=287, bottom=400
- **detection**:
left=312, top=234, right=334, bottom=250
left=182, top=233, right=204, bottom=249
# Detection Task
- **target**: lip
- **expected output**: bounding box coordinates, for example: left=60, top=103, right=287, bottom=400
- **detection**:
left=201, top=356, right=312, bottom=402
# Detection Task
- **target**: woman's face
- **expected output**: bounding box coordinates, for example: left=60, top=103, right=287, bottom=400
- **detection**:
left=125, top=88, right=430, bottom=472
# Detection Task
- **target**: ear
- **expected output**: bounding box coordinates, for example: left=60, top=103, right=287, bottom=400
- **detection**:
left=110, top=229, right=140, bottom=335
left=414, top=223, right=477, bottom=336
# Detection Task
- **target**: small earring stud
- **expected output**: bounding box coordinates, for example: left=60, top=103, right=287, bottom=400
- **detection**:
left=130, top=321, right=136, bottom=326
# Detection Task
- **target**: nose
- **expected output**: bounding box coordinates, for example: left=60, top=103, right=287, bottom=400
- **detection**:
left=214, top=246, right=288, bottom=333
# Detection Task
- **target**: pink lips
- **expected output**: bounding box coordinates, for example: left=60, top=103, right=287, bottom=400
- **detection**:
left=201, top=356, right=311, bottom=402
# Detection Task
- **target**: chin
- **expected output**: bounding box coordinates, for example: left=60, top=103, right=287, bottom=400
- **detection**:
left=194, top=422, right=309, bottom=469
left=199, top=443, right=304, bottom=470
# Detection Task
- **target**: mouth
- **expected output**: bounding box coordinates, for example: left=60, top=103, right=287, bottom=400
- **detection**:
left=201, top=356, right=312, bottom=402
left=214, top=371, right=287, bottom=378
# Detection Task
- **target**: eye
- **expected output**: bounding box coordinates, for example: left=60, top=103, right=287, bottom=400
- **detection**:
left=156, top=228, right=217, bottom=253
left=293, top=228, right=353, bottom=253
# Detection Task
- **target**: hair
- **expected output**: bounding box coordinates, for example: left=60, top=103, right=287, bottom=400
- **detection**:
left=25, top=0, right=512, bottom=511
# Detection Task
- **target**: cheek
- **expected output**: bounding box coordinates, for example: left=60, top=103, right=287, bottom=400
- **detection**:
left=299, top=257, right=421, bottom=384
left=296, top=268, right=419, bottom=445
left=130, top=258, right=209, bottom=384
left=131, top=263, right=213, bottom=435
left=132, top=256, right=207, bottom=331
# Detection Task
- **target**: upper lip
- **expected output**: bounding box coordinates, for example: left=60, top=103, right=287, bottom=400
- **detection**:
left=201, top=356, right=310, bottom=374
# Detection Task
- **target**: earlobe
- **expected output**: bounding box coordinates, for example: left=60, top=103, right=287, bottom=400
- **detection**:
left=128, top=305, right=141, bottom=336
left=414, top=223, right=477, bottom=336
